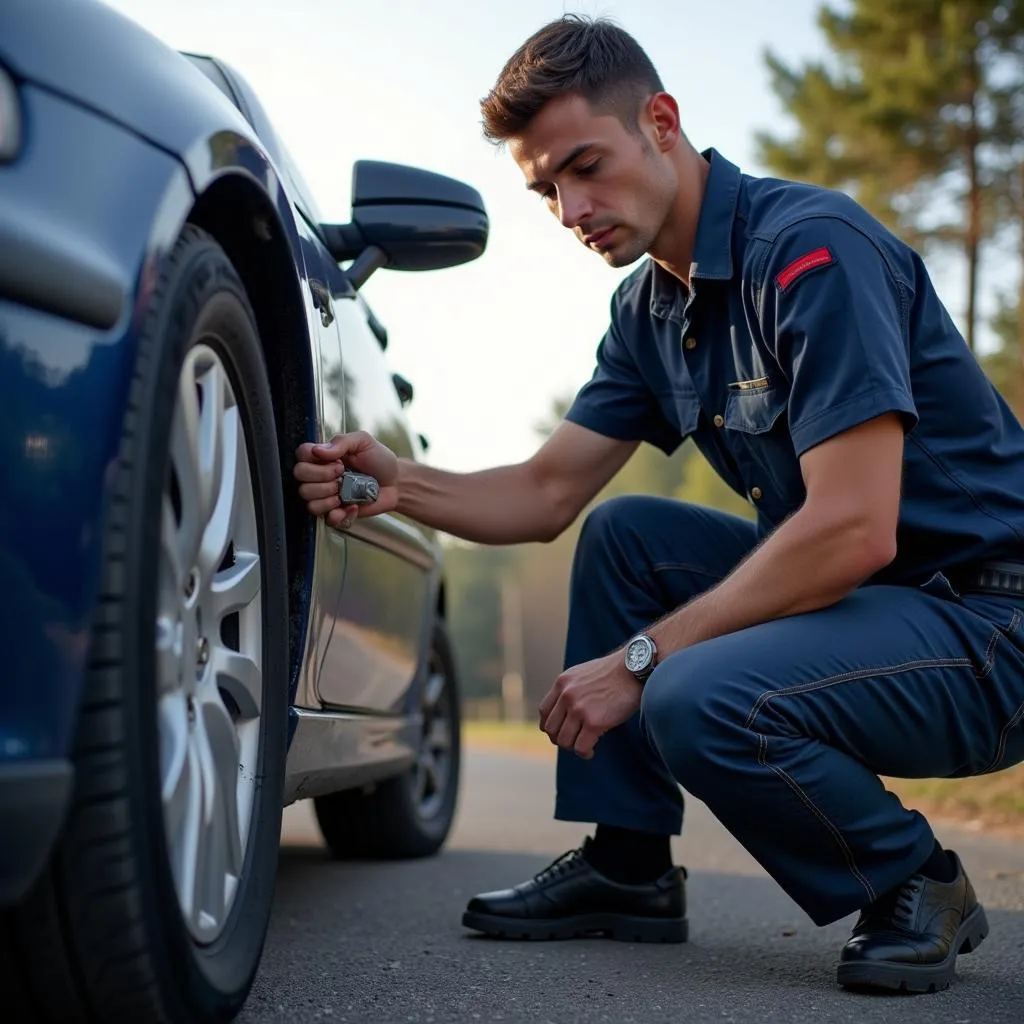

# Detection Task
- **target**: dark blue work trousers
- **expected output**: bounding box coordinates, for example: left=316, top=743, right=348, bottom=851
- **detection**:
left=556, top=496, right=1024, bottom=926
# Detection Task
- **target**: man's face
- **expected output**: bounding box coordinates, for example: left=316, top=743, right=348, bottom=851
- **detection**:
left=509, top=93, right=677, bottom=268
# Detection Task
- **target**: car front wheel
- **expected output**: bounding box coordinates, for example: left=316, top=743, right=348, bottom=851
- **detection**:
left=2, top=225, right=288, bottom=1023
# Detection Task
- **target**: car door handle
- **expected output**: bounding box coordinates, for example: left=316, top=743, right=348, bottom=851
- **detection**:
left=309, top=278, right=334, bottom=327
left=392, top=372, right=414, bottom=406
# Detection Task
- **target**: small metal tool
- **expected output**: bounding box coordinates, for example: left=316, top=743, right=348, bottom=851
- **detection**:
left=338, top=470, right=380, bottom=505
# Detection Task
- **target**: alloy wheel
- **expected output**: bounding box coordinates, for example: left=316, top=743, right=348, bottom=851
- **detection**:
left=155, top=342, right=263, bottom=944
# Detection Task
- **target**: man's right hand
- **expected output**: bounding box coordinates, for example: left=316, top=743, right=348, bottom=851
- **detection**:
left=293, top=431, right=399, bottom=530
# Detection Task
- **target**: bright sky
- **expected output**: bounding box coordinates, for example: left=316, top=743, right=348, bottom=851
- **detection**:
left=97, top=0, right=960, bottom=473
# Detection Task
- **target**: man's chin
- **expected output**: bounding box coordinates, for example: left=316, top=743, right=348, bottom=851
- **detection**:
left=601, top=242, right=648, bottom=269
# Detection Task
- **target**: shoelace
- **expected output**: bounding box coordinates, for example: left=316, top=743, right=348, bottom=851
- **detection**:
left=856, top=876, right=923, bottom=932
left=532, top=847, right=584, bottom=886
left=893, top=879, right=923, bottom=927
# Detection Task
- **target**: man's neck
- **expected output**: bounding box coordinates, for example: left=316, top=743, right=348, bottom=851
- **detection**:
left=648, top=152, right=711, bottom=289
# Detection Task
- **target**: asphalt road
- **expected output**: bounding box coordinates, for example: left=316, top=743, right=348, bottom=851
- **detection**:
left=239, top=746, right=1024, bottom=1024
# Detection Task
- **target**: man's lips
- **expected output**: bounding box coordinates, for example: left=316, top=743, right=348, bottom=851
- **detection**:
left=584, top=227, right=616, bottom=249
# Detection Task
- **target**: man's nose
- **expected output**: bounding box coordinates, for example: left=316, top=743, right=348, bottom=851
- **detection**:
left=557, top=191, right=592, bottom=230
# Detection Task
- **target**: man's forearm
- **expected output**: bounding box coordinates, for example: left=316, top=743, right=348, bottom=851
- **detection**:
left=645, top=505, right=894, bottom=657
left=395, top=458, right=568, bottom=545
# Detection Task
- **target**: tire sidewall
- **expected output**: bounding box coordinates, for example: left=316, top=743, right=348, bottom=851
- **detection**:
left=128, top=230, right=288, bottom=1018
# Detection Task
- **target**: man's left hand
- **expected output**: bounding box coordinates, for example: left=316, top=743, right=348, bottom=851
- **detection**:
left=538, top=650, right=643, bottom=759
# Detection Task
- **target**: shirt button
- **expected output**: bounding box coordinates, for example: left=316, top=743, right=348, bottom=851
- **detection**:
left=684, top=336, right=697, bottom=350
left=713, top=414, right=724, bottom=428
left=750, top=486, right=763, bottom=501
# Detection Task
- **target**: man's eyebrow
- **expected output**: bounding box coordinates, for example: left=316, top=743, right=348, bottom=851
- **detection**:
left=526, top=143, right=596, bottom=192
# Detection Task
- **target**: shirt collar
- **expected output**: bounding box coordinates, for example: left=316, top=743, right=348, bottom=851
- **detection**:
left=650, top=148, right=742, bottom=319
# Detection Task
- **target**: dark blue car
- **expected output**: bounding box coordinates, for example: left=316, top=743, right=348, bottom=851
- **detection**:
left=0, top=1, right=489, bottom=1020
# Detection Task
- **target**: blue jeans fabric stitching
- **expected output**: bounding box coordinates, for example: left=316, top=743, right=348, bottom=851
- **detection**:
left=743, top=657, right=974, bottom=731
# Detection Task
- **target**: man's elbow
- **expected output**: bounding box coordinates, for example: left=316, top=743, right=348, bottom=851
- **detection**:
left=534, top=500, right=576, bottom=544
left=522, top=462, right=582, bottom=543
left=843, top=515, right=898, bottom=581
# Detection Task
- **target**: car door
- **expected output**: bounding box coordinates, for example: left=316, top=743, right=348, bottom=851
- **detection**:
left=291, top=223, right=351, bottom=708
left=314, top=285, right=438, bottom=714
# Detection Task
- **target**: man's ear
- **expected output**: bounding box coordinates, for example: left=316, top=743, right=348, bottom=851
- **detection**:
left=645, top=92, right=681, bottom=153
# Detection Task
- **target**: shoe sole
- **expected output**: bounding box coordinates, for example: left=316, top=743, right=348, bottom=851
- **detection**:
left=461, top=910, right=688, bottom=943
left=836, top=903, right=989, bottom=994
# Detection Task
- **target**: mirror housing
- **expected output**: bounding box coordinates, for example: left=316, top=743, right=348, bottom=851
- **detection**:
left=322, top=161, right=489, bottom=289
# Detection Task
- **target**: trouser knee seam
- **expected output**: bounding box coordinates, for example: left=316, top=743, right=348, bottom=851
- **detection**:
left=743, top=657, right=974, bottom=731
left=756, top=732, right=877, bottom=904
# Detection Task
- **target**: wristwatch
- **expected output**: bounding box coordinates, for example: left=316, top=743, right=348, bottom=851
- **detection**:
left=624, top=633, right=658, bottom=683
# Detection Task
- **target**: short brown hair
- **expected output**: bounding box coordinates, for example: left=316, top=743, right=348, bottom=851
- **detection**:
left=480, top=15, right=664, bottom=146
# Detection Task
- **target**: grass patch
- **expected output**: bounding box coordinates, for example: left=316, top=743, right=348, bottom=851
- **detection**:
left=464, top=718, right=554, bottom=757
left=884, top=768, right=1024, bottom=835
left=463, top=719, right=1024, bottom=836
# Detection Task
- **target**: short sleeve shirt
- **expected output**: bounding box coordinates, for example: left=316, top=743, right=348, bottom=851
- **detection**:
left=566, top=149, right=1024, bottom=584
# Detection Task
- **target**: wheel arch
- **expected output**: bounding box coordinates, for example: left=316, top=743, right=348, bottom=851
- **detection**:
left=186, top=173, right=314, bottom=705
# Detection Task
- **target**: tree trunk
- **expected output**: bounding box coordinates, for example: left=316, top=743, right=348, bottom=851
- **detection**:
left=1018, top=160, right=1024, bottom=371
left=964, top=74, right=981, bottom=352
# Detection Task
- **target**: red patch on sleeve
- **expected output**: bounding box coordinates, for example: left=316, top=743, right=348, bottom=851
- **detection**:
left=775, top=246, right=834, bottom=290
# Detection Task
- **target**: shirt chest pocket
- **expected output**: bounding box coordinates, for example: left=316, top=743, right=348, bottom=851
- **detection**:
left=722, top=385, right=804, bottom=506
left=723, top=385, right=786, bottom=434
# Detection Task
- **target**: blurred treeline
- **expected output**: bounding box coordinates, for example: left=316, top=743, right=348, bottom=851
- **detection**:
left=446, top=0, right=1024, bottom=711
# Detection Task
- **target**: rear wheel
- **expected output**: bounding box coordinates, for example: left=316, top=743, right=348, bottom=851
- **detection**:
left=314, top=620, right=461, bottom=859
left=2, top=225, right=288, bottom=1023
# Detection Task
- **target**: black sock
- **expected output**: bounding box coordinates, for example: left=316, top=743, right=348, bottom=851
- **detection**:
left=584, top=824, right=673, bottom=884
left=916, top=840, right=957, bottom=884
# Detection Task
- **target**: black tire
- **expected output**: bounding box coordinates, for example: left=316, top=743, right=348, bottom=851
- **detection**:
left=314, top=619, right=461, bottom=860
left=1, top=226, right=288, bottom=1023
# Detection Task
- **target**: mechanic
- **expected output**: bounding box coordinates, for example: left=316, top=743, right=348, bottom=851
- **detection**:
left=293, top=15, right=1024, bottom=994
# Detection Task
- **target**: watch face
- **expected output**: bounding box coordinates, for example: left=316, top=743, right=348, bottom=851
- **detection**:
left=625, top=636, right=652, bottom=674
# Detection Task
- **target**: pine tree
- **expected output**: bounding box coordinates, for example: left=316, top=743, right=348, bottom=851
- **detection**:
left=757, top=0, right=1024, bottom=351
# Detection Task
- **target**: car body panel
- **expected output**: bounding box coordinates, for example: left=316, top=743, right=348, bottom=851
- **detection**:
left=0, top=0, right=466, bottom=900
left=0, top=83, right=192, bottom=764
left=1, top=0, right=276, bottom=193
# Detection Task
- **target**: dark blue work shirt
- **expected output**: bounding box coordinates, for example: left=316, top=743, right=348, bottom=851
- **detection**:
left=566, top=149, right=1024, bottom=584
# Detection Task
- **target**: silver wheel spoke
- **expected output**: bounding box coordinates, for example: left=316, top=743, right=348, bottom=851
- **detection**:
left=190, top=711, right=224, bottom=934
left=160, top=495, right=186, bottom=595
left=170, top=363, right=203, bottom=570
left=200, top=690, right=244, bottom=882
left=426, top=717, right=450, bottom=754
left=419, top=750, right=441, bottom=797
left=210, top=552, right=260, bottom=621
left=155, top=615, right=183, bottom=695
left=159, top=694, right=192, bottom=836
left=196, top=360, right=226, bottom=532
left=198, top=404, right=243, bottom=579
left=212, top=645, right=262, bottom=721
left=423, top=671, right=445, bottom=710
left=161, top=696, right=202, bottom=925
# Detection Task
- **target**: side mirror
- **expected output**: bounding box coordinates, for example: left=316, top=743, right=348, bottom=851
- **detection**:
left=322, top=161, right=489, bottom=290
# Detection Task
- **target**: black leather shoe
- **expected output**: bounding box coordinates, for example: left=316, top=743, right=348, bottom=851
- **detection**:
left=461, top=838, right=687, bottom=943
left=837, top=850, right=988, bottom=993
